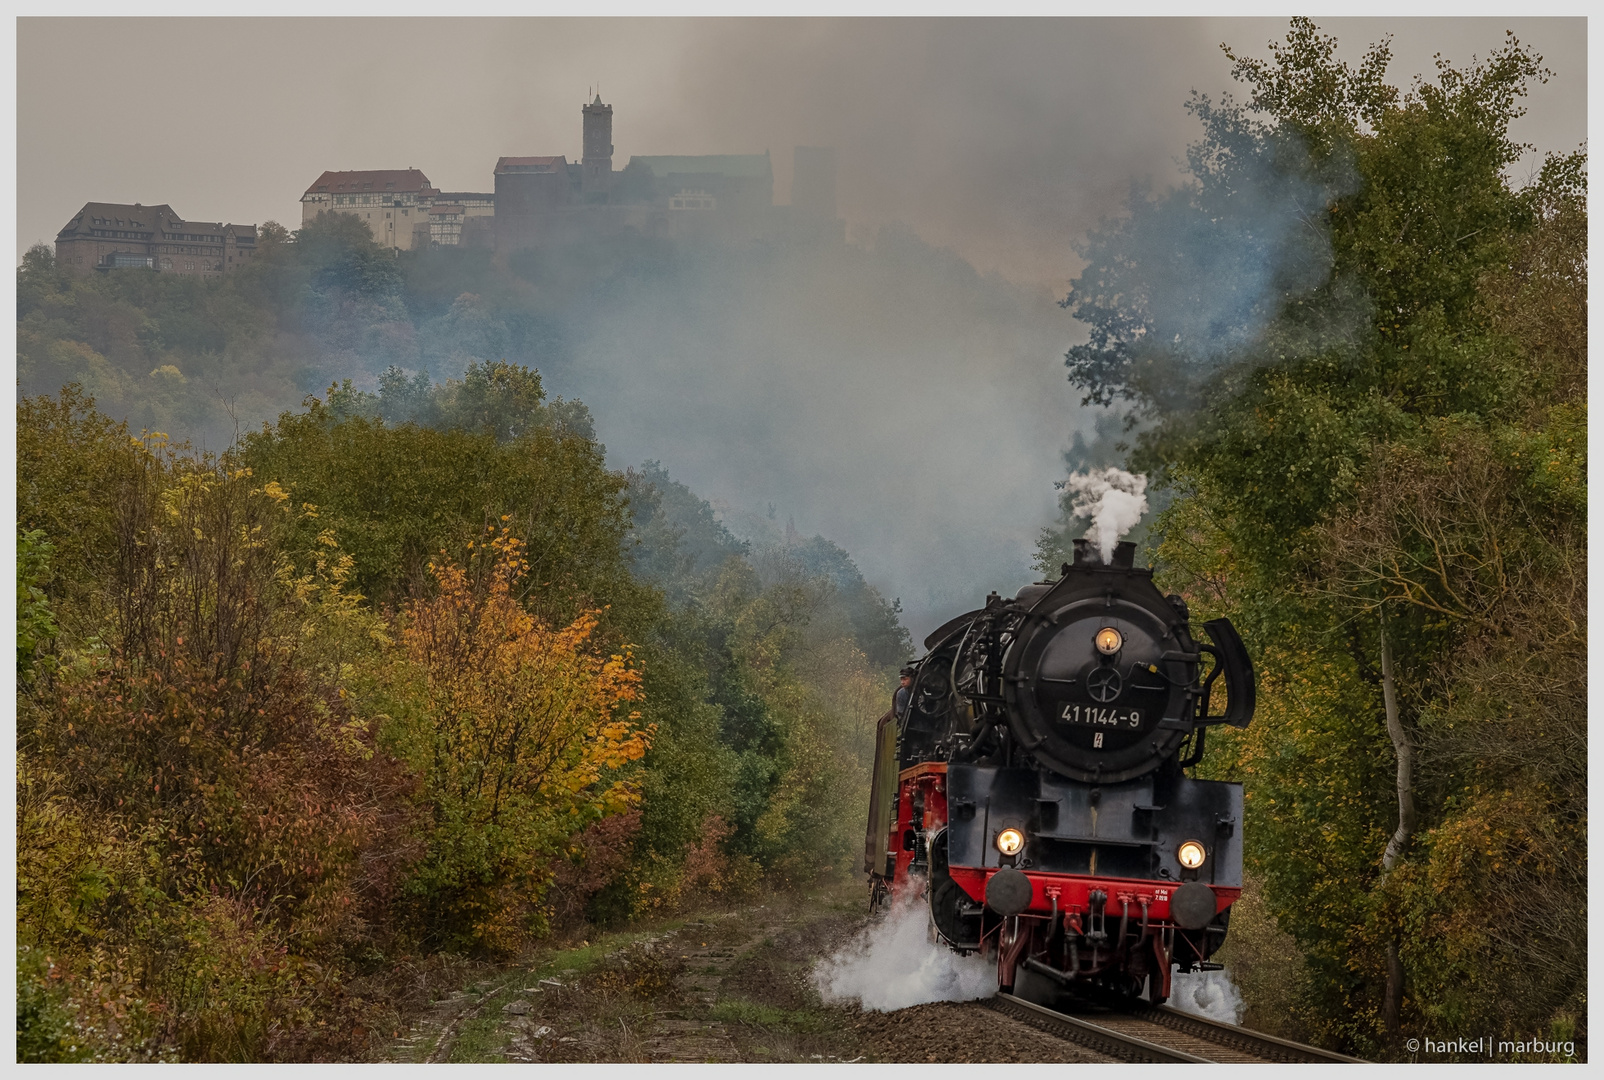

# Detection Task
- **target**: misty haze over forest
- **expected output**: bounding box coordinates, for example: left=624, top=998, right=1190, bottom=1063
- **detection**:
left=16, top=18, right=1587, bottom=641
left=542, top=233, right=1076, bottom=637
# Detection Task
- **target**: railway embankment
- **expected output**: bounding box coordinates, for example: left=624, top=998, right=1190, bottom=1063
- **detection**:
left=379, top=877, right=1333, bottom=1064
left=382, top=879, right=871, bottom=1063
left=379, top=878, right=1102, bottom=1063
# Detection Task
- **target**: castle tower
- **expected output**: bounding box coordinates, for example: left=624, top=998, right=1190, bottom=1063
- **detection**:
left=581, top=94, right=613, bottom=199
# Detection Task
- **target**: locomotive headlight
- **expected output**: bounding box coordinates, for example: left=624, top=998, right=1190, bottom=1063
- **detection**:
left=996, top=828, right=1025, bottom=856
left=1095, top=627, right=1123, bottom=655
left=1177, top=840, right=1207, bottom=869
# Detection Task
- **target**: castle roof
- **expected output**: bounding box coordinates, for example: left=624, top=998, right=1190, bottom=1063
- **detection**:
left=57, top=202, right=176, bottom=238
left=304, top=169, right=433, bottom=195
left=495, top=156, right=567, bottom=174
left=164, top=220, right=225, bottom=237
left=56, top=203, right=257, bottom=242
left=162, top=220, right=256, bottom=240
left=628, top=154, right=772, bottom=180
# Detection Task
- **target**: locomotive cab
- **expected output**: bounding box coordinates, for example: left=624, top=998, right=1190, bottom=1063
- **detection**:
left=865, top=538, right=1256, bottom=1007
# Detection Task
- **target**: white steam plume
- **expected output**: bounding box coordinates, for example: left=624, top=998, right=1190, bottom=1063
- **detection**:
left=1063, top=467, right=1149, bottom=562
left=1169, top=966, right=1245, bottom=1024
left=811, top=888, right=996, bottom=1012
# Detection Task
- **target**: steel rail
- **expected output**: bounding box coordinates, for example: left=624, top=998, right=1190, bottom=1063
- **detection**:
left=984, top=993, right=1368, bottom=1064
left=1137, top=1004, right=1368, bottom=1064
left=983, top=994, right=1209, bottom=1063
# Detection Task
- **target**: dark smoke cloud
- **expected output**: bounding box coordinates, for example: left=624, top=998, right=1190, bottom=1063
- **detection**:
left=660, top=19, right=1226, bottom=285
left=550, top=235, right=1082, bottom=642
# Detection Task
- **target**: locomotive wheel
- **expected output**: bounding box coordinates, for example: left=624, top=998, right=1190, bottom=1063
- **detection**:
left=868, top=875, right=890, bottom=917
left=927, top=831, right=982, bottom=949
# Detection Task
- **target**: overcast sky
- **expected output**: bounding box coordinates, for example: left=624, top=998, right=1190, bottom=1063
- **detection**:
left=16, top=17, right=1587, bottom=287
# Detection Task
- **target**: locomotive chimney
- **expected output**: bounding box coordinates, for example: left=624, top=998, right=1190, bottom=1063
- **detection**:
left=1072, top=538, right=1095, bottom=566
left=1111, top=541, right=1137, bottom=569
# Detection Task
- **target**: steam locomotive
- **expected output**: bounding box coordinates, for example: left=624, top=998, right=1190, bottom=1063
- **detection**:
left=863, top=537, right=1255, bottom=1006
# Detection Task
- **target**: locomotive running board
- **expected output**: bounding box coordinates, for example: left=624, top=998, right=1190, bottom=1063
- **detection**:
left=985, top=993, right=1211, bottom=1063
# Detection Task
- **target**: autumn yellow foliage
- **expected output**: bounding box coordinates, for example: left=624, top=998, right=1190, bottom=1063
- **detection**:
left=398, top=526, right=651, bottom=953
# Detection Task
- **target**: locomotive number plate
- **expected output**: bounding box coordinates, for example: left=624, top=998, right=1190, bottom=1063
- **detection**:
left=1060, top=704, right=1141, bottom=728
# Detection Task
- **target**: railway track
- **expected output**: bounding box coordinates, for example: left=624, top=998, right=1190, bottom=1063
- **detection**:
left=984, top=993, right=1367, bottom=1064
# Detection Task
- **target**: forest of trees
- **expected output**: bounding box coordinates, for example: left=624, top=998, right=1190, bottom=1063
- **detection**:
left=17, top=350, right=907, bottom=1058
left=1040, top=20, right=1585, bottom=1059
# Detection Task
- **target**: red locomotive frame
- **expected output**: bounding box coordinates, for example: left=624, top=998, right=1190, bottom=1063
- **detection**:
left=885, top=762, right=1240, bottom=1001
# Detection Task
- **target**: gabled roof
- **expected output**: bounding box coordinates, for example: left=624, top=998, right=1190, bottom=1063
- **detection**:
left=303, top=169, right=433, bottom=196
left=495, top=156, right=567, bottom=174
left=436, top=191, right=494, bottom=202
left=57, top=202, right=178, bottom=238
left=628, top=154, right=772, bottom=180
left=57, top=203, right=256, bottom=242
left=429, top=204, right=465, bottom=216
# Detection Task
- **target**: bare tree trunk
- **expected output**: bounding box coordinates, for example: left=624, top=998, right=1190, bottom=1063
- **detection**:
left=1378, top=615, right=1414, bottom=1038
left=1379, top=618, right=1415, bottom=871
left=1384, top=940, right=1405, bottom=1038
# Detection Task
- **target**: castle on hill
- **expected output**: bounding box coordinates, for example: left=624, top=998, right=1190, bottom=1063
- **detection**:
left=55, top=96, right=840, bottom=273
left=299, top=95, right=841, bottom=252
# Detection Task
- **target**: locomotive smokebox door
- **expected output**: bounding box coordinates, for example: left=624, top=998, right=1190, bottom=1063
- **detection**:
left=997, top=556, right=1202, bottom=785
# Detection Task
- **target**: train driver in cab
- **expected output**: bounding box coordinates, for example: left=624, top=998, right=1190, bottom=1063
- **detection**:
left=894, top=666, right=915, bottom=720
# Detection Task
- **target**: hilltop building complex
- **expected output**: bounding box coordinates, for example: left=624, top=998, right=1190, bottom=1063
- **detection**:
left=310, top=95, right=841, bottom=252
left=54, top=97, right=838, bottom=269
left=298, top=169, right=493, bottom=250
left=54, top=203, right=257, bottom=275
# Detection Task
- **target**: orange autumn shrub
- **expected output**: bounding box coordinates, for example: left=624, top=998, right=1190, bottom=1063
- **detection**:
left=396, top=526, right=651, bottom=954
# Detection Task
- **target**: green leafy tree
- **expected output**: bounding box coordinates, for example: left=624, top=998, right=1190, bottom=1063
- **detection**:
left=239, top=387, right=645, bottom=626
left=16, top=529, right=57, bottom=681
left=1058, top=18, right=1583, bottom=1056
